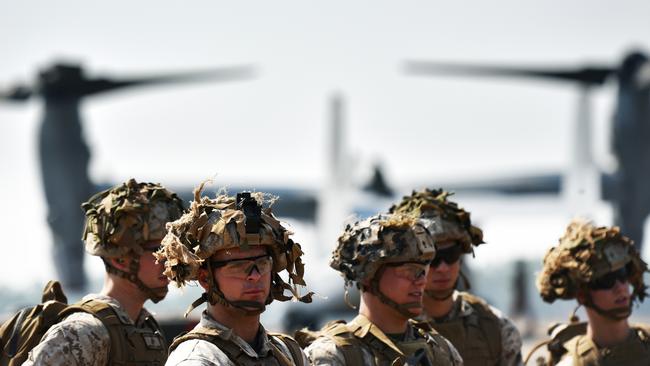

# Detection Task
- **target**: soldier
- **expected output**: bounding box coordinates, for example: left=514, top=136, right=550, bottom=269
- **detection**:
left=302, top=213, right=463, bottom=365
left=156, top=184, right=312, bottom=366
left=23, top=178, right=185, bottom=365
left=533, top=219, right=650, bottom=365
left=390, top=188, right=523, bottom=366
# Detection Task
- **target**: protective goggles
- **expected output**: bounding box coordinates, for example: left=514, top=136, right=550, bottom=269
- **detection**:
left=211, top=254, right=273, bottom=279
left=588, top=267, right=629, bottom=290
left=386, top=262, right=429, bottom=282
left=431, top=244, right=463, bottom=267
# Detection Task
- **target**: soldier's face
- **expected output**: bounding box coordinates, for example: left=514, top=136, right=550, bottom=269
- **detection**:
left=378, top=262, right=429, bottom=316
left=211, top=246, right=272, bottom=306
left=426, top=241, right=461, bottom=294
left=138, top=240, right=170, bottom=289
left=588, top=275, right=631, bottom=312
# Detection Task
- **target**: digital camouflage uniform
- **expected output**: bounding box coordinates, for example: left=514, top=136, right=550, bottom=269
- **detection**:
left=302, top=213, right=463, bottom=366
left=23, top=294, right=165, bottom=366
left=23, top=179, right=184, bottom=366
left=533, top=219, right=650, bottom=366
left=391, top=188, right=523, bottom=366
left=155, top=184, right=313, bottom=366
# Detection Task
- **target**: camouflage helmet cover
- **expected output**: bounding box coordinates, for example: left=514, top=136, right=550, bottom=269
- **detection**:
left=154, top=182, right=312, bottom=303
left=82, top=178, right=185, bottom=258
left=330, top=213, right=436, bottom=286
left=389, top=188, right=484, bottom=253
left=537, top=219, right=648, bottom=303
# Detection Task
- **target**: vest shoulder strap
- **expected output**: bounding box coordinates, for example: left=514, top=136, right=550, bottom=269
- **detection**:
left=170, top=327, right=248, bottom=364
left=70, top=299, right=129, bottom=365
left=319, top=321, right=367, bottom=366
left=571, top=335, right=599, bottom=366
left=267, top=332, right=305, bottom=366
left=458, top=292, right=503, bottom=358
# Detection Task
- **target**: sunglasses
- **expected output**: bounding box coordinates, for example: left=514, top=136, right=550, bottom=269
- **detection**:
left=210, top=254, right=273, bottom=280
left=386, top=262, right=429, bottom=282
left=431, top=245, right=463, bottom=267
left=588, top=267, right=629, bottom=290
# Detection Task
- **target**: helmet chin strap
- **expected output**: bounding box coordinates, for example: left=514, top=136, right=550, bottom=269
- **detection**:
left=106, top=256, right=169, bottom=303
left=584, top=295, right=633, bottom=321
left=369, top=267, right=422, bottom=320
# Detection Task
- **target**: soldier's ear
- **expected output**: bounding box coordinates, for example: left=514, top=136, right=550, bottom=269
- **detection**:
left=109, top=257, right=130, bottom=272
left=197, top=268, right=210, bottom=291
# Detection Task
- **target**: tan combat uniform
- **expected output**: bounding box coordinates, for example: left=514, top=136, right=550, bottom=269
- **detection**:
left=546, top=325, right=650, bottom=366
left=23, top=294, right=167, bottom=366
left=305, top=314, right=463, bottom=366
left=418, top=291, right=523, bottom=366
left=167, top=311, right=308, bottom=366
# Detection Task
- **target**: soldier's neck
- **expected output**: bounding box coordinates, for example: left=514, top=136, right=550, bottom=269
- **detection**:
left=423, top=292, right=454, bottom=320
left=359, top=293, right=408, bottom=334
left=208, top=304, right=261, bottom=343
left=100, top=276, right=146, bottom=322
left=586, top=309, right=631, bottom=348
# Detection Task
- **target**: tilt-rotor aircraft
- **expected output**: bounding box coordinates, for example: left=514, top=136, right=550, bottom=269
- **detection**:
left=404, top=50, right=650, bottom=253
left=0, top=62, right=255, bottom=292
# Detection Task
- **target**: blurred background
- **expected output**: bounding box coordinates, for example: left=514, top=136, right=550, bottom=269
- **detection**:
left=1, top=0, right=650, bottom=354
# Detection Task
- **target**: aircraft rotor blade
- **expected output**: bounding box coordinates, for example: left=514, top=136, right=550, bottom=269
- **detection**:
left=405, top=61, right=617, bottom=86
left=80, top=65, right=256, bottom=96
left=0, top=84, right=33, bottom=102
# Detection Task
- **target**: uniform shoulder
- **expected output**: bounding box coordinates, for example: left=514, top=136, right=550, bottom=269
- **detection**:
left=167, top=338, right=228, bottom=366
left=304, top=336, right=348, bottom=366
left=23, top=312, right=111, bottom=366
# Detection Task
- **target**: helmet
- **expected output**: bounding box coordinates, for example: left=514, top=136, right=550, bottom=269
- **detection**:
left=330, top=213, right=436, bottom=317
left=331, top=213, right=436, bottom=284
left=537, top=219, right=648, bottom=318
left=389, top=188, right=483, bottom=253
left=81, top=178, right=185, bottom=302
left=155, top=182, right=312, bottom=315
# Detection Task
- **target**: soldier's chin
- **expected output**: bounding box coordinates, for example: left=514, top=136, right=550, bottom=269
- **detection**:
left=425, top=288, right=454, bottom=300
left=149, top=287, right=169, bottom=303
left=402, top=303, right=424, bottom=316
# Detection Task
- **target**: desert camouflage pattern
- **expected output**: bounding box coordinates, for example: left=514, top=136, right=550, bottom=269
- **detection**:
left=22, top=294, right=156, bottom=366
left=166, top=311, right=309, bottom=366
left=330, top=213, right=436, bottom=285
left=304, top=314, right=463, bottom=366
left=537, top=219, right=648, bottom=303
left=420, top=291, right=523, bottom=366
left=82, top=178, right=184, bottom=258
left=154, top=182, right=312, bottom=305
left=389, top=188, right=483, bottom=253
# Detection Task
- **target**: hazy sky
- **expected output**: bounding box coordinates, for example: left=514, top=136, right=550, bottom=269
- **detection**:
left=1, top=1, right=650, bottom=289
